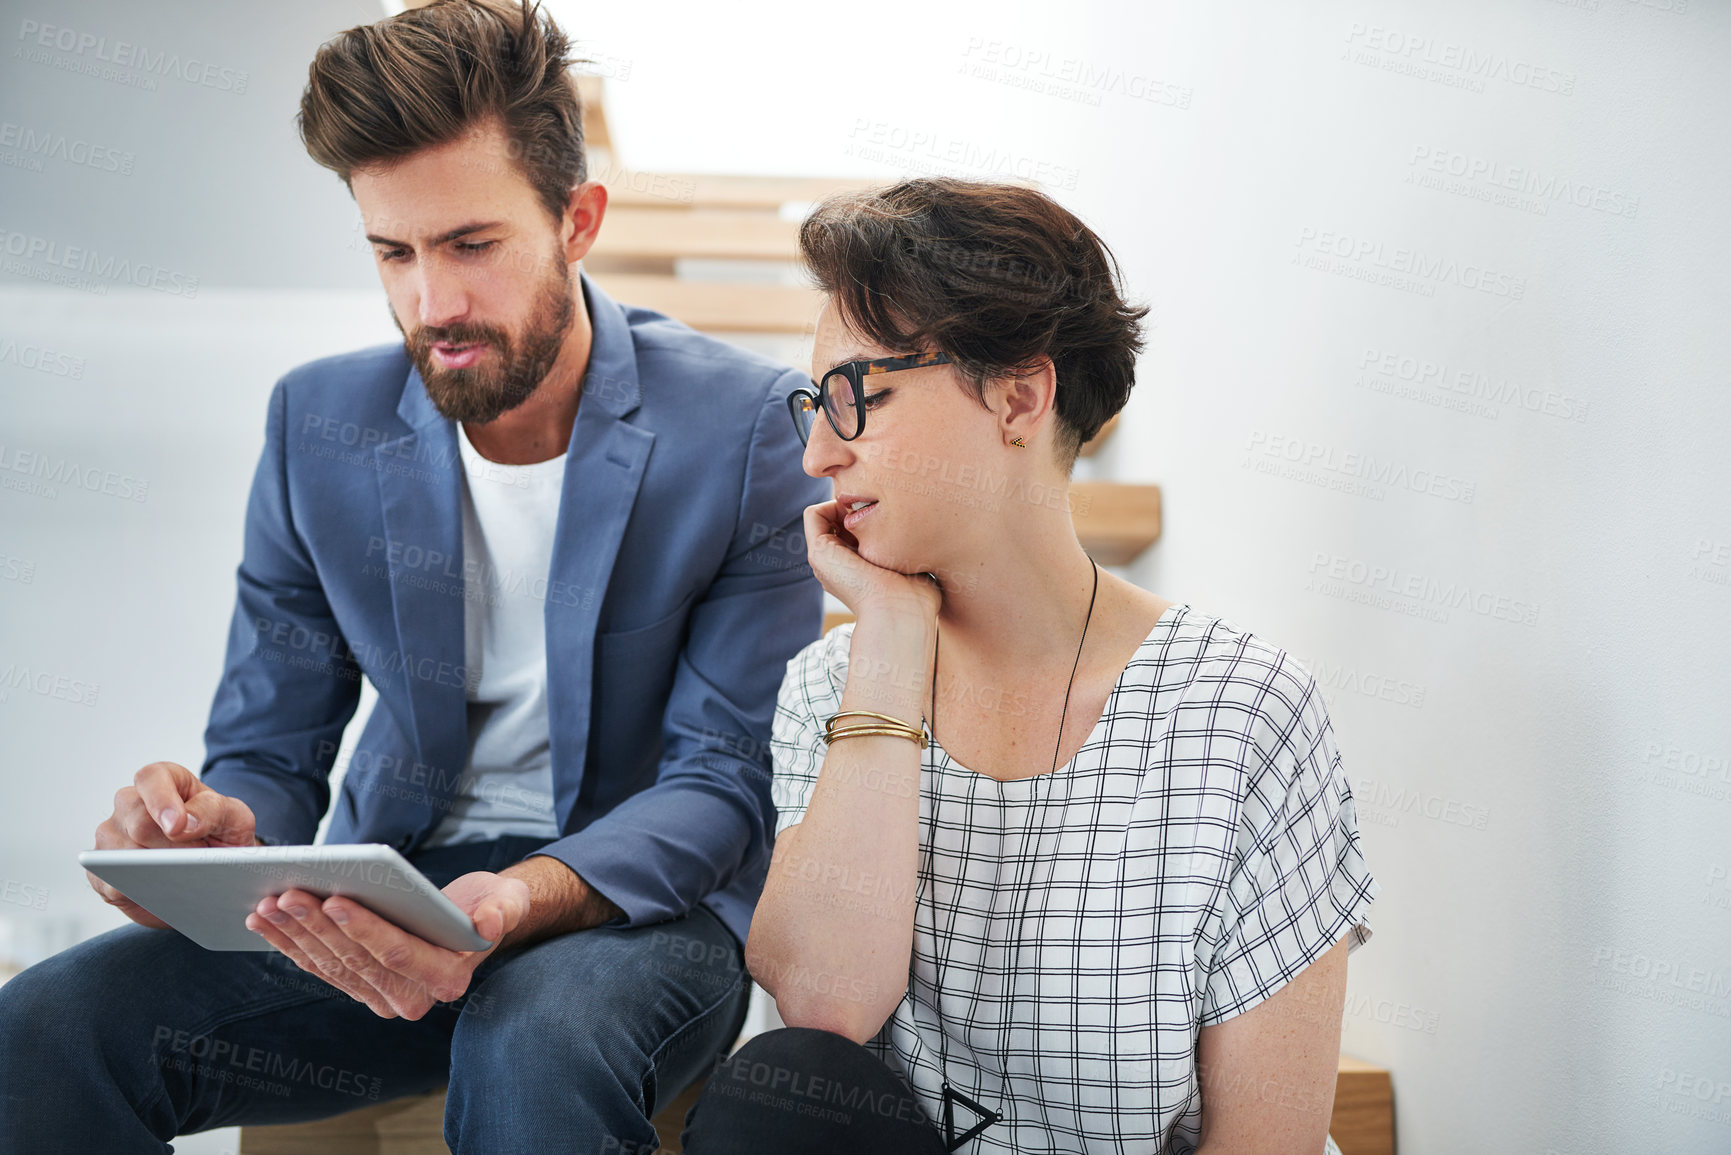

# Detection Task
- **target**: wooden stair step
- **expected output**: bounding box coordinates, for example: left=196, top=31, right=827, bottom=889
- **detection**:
left=239, top=1077, right=700, bottom=1153
left=240, top=1055, right=1389, bottom=1153
left=590, top=206, right=802, bottom=262
left=1069, top=481, right=1161, bottom=565
left=589, top=273, right=822, bottom=333
left=605, top=172, right=878, bottom=211
left=1331, top=1054, right=1395, bottom=1155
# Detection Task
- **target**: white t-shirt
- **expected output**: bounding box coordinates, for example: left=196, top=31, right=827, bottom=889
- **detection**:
left=770, top=605, right=1379, bottom=1154
left=423, top=422, right=566, bottom=847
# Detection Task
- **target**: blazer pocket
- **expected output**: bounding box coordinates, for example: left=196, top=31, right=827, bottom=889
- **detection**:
left=596, top=586, right=699, bottom=646
left=592, top=589, right=699, bottom=783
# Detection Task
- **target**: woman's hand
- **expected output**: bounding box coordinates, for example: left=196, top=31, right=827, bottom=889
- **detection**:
left=803, top=500, right=941, bottom=623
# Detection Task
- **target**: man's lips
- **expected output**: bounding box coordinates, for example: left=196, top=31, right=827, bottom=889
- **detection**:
left=430, top=340, right=487, bottom=369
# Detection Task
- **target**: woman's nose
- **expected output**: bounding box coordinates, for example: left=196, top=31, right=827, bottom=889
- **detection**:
left=801, top=409, right=851, bottom=479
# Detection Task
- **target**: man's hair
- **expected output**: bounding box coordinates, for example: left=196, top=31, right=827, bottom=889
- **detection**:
left=298, top=0, right=586, bottom=225
left=799, top=177, right=1148, bottom=467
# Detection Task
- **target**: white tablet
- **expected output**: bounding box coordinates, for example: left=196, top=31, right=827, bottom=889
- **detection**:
left=78, top=843, right=493, bottom=952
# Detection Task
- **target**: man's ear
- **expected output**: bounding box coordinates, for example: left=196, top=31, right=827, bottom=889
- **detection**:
left=997, top=356, right=1058, bottom=447
left=561, top=180, right=608, bottom=264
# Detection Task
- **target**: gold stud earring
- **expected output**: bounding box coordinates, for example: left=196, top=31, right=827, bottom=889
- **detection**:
left=1010, top=437, right=1026, bottom=447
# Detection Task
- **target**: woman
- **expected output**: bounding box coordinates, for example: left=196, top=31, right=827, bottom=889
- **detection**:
left=682, top=178, right=1377, bottom=1154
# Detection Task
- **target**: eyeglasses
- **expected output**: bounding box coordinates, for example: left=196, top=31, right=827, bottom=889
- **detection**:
left=786, top=351, right=953, bottom=446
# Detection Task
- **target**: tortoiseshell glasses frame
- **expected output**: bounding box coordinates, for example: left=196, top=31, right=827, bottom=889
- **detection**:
left=786, top=351, right=954, bottom=446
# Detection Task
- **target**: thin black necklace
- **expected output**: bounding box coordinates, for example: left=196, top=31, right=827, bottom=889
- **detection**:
left=919, top=557, right=1101, bottom=1152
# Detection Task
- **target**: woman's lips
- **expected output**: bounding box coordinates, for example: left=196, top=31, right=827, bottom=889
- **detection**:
left=841, top=500, right=878, bottom=531
left=431, top=341, right=485, bottom=369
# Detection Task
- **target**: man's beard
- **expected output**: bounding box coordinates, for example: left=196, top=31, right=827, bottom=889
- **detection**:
left=400, top=261, right=577, bottom=425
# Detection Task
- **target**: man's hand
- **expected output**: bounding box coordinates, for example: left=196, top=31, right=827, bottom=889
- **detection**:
left=245, top=870, right=532, bottom=1020
left=87, top=761, right=259, bottom=928
left=244, top=854, right=622, bottom=1020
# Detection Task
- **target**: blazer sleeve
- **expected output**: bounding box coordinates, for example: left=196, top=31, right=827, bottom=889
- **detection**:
left=199, top=376, right=361, bottom=844
left=526, top=366, right=826, bottom=926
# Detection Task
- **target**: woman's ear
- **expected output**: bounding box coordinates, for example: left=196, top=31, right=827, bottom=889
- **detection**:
left=996, top=356, right=1058, bottom=448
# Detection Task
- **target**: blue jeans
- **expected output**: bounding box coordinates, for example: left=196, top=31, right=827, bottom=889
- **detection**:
left=0, top=835, right=750, bottom=1153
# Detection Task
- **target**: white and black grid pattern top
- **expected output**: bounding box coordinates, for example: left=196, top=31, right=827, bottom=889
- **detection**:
left=769, top=603, right=1380, bottom=1154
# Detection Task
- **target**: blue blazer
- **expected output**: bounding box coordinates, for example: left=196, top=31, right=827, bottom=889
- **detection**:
left=200, top=273, right=827, bottom=944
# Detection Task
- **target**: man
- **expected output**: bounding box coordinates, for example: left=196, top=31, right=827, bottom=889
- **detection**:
left=0, top=1, right=825, bottom=1150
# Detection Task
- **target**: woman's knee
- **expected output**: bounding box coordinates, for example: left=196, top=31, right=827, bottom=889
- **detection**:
left=722, top=1026, right=875, bottom=1077
left=682, top=1028, right=943, bottom=1154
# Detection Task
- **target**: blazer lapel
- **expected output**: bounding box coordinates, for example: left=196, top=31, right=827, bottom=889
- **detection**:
left=373, top=364, right=469, bottom=835
left=545, top=273, right=653, bottom=832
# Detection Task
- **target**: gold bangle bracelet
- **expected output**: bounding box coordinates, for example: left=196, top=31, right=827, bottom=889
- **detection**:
left=825, top=709, right=923, bottom=736
left=823, top=724, right=929, bottom=749
left=824, top=709, right=930, bottom=748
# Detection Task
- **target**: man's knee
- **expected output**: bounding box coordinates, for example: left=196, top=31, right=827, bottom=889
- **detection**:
left=0, top=959, right=52, bottom=1060
left=0, top=939, right=141, bottom=1081
left=0, top=944, right=103, bottom=1041
left=0, top=927, right=217, bottom=1071
left=447, top=968, right=644, bottom=1087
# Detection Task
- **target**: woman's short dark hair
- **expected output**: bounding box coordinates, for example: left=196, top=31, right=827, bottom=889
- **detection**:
left=298, top=0, right=585, bottom=226
left=799, top=177, right=1148, bottom=467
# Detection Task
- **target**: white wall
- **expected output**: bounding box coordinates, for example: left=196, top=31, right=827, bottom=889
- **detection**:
left=2, top=0, right=1727, bottom=1152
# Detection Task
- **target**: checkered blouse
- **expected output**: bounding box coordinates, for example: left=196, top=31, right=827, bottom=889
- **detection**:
left=769, top=603, right=1379, bottom=1154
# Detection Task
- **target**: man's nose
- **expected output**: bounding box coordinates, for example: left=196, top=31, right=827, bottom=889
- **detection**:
left=415, top=263, right=470, bottom=330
